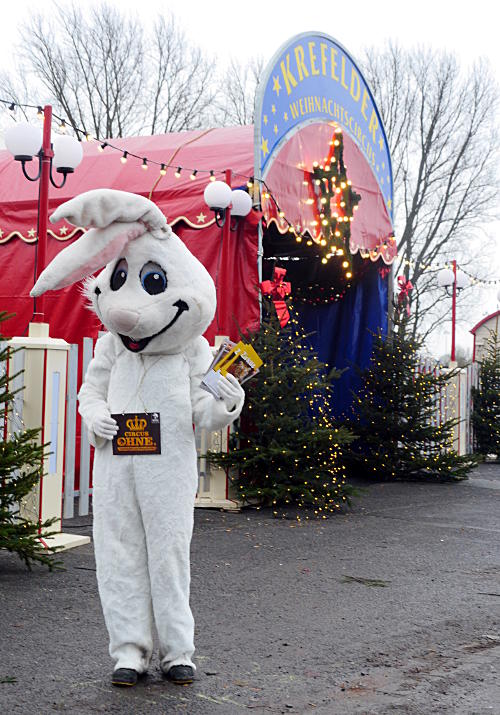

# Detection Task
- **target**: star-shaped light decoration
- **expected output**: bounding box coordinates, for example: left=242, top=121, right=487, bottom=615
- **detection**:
left=271, top=104, right=276, bottom=114
left=379, top=136, right=384, bottom=151
left=196, top=212, right=206, bottom=223
left=273, top=124, right=278, bottom=135
left=283, top=111, right=289, bottom=121
left=272, top=75, right=281, bottom=96
left=59, top=226, right=68, bottom=235
left=263, top=115, right=268, bottom=125
left=387, top=198, right=392, bottom=210
left=261, top=137, right=269, bottom=158
left=27, top=228, right=36, bottom=238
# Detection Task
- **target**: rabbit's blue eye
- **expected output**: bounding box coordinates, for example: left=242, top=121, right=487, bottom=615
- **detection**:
left=140, top=262, right=167, bottom=295
left=110, top=259, right=128, bottom=291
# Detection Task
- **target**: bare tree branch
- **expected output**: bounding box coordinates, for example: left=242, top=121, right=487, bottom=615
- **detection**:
left=362, top=44, right=499, bottom=341
left=3, top=2, right=217, bottom=139
left=216, top=57, right=265, bottom=126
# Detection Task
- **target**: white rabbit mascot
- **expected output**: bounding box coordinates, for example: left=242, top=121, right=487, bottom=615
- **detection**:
left=31, top=189, right=244, bottom=687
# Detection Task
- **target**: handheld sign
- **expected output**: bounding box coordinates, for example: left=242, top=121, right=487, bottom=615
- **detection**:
left=111, top=413, right=161, bottom=455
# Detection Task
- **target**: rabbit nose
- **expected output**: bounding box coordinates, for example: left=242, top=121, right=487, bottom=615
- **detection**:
left=107, top=308, right=140, bottom=334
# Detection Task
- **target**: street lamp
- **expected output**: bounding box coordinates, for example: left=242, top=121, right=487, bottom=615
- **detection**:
left=437, top=259, right=470, bottom=364
left=4, top=106, right=83, bottom=323
left=203, top=180, right=233, bottom=228
left=203, top=179, right=252, bottom=230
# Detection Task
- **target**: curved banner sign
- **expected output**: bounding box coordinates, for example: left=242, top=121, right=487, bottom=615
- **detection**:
left=255, top=32, right=393, bottom=220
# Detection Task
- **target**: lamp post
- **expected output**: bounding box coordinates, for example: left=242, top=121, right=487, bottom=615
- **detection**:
left=437, top=260, right=470, bottom=364
left=4, top=106, right=89, bottom=551
left=203, top=172, right=253, bottom=330
left=4, top=105, right=83, bottom=324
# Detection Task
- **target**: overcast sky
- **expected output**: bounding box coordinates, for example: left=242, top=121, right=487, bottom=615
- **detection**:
left=1, top=0, right=498, bottom=353
left=2, top=0, right=499, bottom=77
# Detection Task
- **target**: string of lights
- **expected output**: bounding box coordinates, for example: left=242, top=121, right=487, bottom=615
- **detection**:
left=2, top=98, right=498, bottom=287
left=1, top=98, right=370, bottom=272
left=399, top=257, right=500, bottom=287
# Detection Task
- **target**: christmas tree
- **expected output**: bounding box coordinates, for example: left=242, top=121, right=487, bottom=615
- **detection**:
left=208, top=297, right=356, bottom=518
left=471, top=329, right=500, bottom=459
left=344, top=307, right=477, bottom=481
left=0, top=312, right=59, bottom=569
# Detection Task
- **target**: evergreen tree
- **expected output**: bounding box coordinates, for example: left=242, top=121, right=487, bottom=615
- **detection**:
left=344, top=308, right=477, bottom=481
left=471, top=329, right=500, bottom=459
left=208, top=298, right=356, bottom=518
left=0, top=312, right=59, bottom=569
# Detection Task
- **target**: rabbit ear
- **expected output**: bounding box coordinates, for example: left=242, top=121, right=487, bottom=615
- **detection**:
left=50, top=188, right=170, bottom=235
left=30, top=222, right=145, bottom=297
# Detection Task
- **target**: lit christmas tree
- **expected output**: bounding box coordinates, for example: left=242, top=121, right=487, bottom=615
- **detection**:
left=208, top=296, right=356, bottom=518
left=343, top=307, right=477, bottom=481
left=471, top=329, right=500, bottom=459
left=0, top=312, right=59, bottom=569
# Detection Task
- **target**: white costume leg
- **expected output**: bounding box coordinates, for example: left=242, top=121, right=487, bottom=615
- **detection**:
left=136, top=462, right=197, bottom=673
left=92, top=449, right=154, bottom=673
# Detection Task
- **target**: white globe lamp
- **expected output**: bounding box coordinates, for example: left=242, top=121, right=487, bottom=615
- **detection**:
left=230, top=189, right=252, bottom=217
left=204, top=181, right=232, bottom=210
left=204, top=181, right=233, bottom=227
left=437, top=267, right=454, bottom=288
left=53, top=135, right=84, bottom=174
left=455, top=271, right=469, bottom=290
left=4, top=122, right=43, bottom=161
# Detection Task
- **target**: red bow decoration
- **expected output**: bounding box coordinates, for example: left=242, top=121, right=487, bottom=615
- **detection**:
left=260, top=267, right=292, bottom=327
left=397, top=275, right=413, bottom=316
left=379, top=266, right=391, bottom=280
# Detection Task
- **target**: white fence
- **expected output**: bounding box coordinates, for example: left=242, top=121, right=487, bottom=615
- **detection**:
left=4, top=340, right=480, bottom=523
left=416, top=359, right=479, bottom=455
left=62, top=338, right=238, bottom=519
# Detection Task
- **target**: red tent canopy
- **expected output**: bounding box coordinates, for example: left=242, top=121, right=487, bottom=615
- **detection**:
left=0, top=122, right=395, bottom=344
left=0, top=125, right=259, bottom=344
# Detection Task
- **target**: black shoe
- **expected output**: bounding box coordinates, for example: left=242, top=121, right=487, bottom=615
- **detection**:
left=165, top=665, right=195, bottom=685
left=112, top=668, right=139, bottom=687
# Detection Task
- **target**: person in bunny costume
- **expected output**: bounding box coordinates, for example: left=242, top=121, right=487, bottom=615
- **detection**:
left=31, top=189, right=245, bottom=687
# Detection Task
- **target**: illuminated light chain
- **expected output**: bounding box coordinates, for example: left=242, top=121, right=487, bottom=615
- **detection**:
left=400, top=257, right=499, bottom=287
left=2, top=99, right=497, bottom=288
left=0, top=98, right=391, bottom=271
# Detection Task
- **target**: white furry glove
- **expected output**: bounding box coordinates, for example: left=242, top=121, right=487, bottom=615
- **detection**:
left=91, top=409, right=118, bottom=441
left=218, top=373, right=245, bottom=412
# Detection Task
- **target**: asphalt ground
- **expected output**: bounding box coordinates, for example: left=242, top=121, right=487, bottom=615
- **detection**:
left=0, top=463, right=499, bottom=715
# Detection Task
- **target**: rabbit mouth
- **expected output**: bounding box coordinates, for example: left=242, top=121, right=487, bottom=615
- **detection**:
left=119, top=299, right=189, bottom=352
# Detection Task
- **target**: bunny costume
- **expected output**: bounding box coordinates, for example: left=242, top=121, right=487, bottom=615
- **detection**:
left=32, top=190, right=244, bottom=678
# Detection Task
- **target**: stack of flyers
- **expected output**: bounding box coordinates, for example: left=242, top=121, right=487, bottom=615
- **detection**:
left=201, top=340, right=263, bottom=399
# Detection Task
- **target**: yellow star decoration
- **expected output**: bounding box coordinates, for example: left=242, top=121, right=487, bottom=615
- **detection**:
left=272, top=75, right=281, bottom=96
left=263, top=115, right=268, bottom=125
left=271, top=104, right=276, bottom=114
left=196, top=212, right=206, bottom=223
left=59, top=226, right=68, bottom=235
left=28, top=228, right=36, bottom=238
left=261, top=137, right=269, bottom=158
left=273, top=124, right=278, bottom=135
left=386, top=176, right=390, bottom=185
left=382, top=162, right=385, bottom=170
left=283, top=111, right=288, bottom=121
left=379, top=136, right=384, bottom=150
left=381, top=177, right=384, bottom=184
left=387, top=198, right=392, bottom=210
